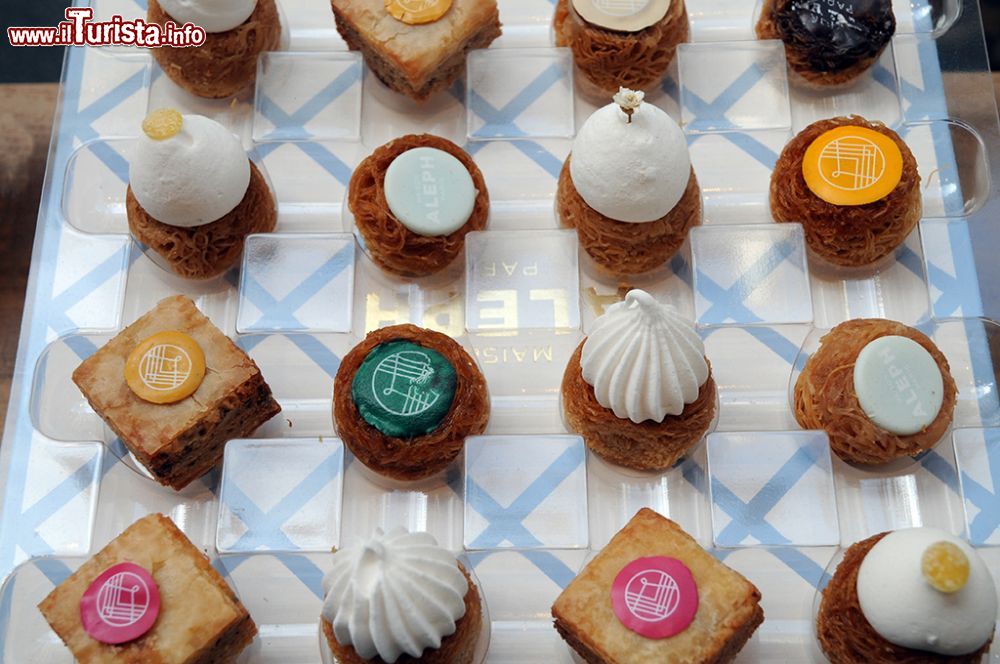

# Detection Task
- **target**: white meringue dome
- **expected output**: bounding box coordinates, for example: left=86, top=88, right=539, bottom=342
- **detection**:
left=129, top=112, right=251, bottom=228
left=581, top=290, right=709, bottom=423
left=857, top=528, right=997, bottom=656
left=158, top=0, right=257, bottom=33
left=321, top=527, right=470, bottom=663
left=569, top=100, right=691, bottom=223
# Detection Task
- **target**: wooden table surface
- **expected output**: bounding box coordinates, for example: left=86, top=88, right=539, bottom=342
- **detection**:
left=1, top=75, right=999, bottom=434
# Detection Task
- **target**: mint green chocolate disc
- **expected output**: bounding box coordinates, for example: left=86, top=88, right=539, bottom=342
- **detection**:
left=853, top=335, right=944, bottom=436
left=351, top=340, right=457, bottom=439
left=384, top=147, right=476, bottom=236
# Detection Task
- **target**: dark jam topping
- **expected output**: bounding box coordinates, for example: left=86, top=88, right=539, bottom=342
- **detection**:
left=775, top=0, right=896, bottom=74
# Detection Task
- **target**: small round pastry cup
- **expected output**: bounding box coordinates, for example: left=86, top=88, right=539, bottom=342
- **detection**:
left=341, top=135, right=490, bottom=279
left=148, top=0, right=282, bottom=99
left=558, top=363, right=721, bottom=477
left=788, top=323, right=956, bottom=468
left=810, top=537, right=994, bottom=663
left=342, top=190, right=473, bottom=289
left=552, top=0, right=689, bottom=101
left=332, top=326, right=491, bottom=483
left=317, top=554, right=491, bottom=664
left=128, top=154, right=277, bottom=281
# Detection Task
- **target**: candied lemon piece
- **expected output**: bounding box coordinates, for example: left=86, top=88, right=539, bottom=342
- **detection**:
left=921, top=541, right=970, bottom=593
left=124, top=331, right=206, bottom=404
left=142, top=108, right=183, bottom=141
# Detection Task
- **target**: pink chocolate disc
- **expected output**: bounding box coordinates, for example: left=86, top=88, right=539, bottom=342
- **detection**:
left=80, top=562, right=160, bottom=644
left=610, top=556, right=698, bottom=639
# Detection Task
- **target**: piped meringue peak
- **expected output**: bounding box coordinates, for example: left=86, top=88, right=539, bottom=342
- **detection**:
left=321, top=527, right=469, bottom=663
left=129, top=110, right=250, bottom=228
left=581, top=290, right=709, bottom=424
left=569, top=93, right=691, bottom=223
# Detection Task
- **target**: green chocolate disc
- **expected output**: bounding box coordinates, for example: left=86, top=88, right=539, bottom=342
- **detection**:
left=351, top=340, right=457, bottom=439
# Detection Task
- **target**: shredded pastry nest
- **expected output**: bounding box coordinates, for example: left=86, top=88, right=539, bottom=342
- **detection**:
left=818, top=531, right=992, bottom=663
left=770, top=116, right=921, bottom=267
left=561, top=342, right=716, bottom=471
left=794, top=319, right=956, bottom=465
left=554, top=0, right=689, bottom=95
left=333, top=324, right=490, bottom=481
left=148, top=0, right=281, bottom=99
left=127, top=161, right=277, bottom=280
left=557, top=158, right=701, bottom=276
left=349, top=134, right=490, bottom=278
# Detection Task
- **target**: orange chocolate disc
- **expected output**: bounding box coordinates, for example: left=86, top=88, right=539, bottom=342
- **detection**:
left=385, top=0, right=452, bottom=24
left=124, top=331, right=206, bottom=404
left=802, top=125, right=904, bottom=206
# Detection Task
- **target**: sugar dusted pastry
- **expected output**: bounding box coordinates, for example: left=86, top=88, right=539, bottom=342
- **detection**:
left=757, top=0, right=895, bottom=87
left=149, top=0, right=281, bottom=98
left=552, top=508, right=763, bottom=663
left=818, top=527, right=996, bottom=662
left=321, top=527, right=483, bottom=663
left=557, top=89, right=701, bottom=275
left=38, top=514, right=256, bottom=662
left=332, top=0, right=501, bottom=101
left=554, top=0, right=689, bottom=96
left=126, top=108, right=277, bottom=279
left=561, top=289, right=715, bottom=471
left=348, top=134, right=489, bottom=277
left=72, top=295, right=281, bottom=490
left=770, top=116, right=920, bottom=268
left=794, top=318, right=956, bottom=465
left=333, top=324, right=489, bottom=480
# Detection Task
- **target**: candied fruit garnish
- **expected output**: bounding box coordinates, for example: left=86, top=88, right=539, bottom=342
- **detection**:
left=142, top=108, right=183, bottom=141
left=921, top=541, right=970, bottom=594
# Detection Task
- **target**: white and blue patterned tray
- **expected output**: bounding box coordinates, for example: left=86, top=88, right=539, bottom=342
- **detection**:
left=2, top=0, right=1000, bottom=662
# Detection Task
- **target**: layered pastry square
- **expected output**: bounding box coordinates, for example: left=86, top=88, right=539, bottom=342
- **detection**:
left=72, top=295, right=280, bottom=490
left=552, top=508, right=763, bottom=663
left=38, top=514, right=256, bottom=663
left=331, top=0, right=502, bottom=100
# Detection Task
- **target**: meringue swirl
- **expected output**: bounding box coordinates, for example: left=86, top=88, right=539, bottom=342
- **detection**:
left=581, top=290, right=708, bottom=423
left=321, top=527, right=469, bottom=663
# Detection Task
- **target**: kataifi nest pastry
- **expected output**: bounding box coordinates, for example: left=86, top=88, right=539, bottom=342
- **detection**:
left=552, top=508, right=763, bottom=663
left=794, top=318, right=957, bottom=466
left=562, top=290, right=716, bottom=471
left=149, top=0, right=281, bottom=99
left=348, top=134, right=489, bottom=278
left=757, top=0, right=895, bottom=88
left=554, top=0, right=689, bottom=97
left=817, top=528, right=996, bottom=663
left=321, top=527, right=483, bottom=664
left=333, top=324, right=489, bottom=481
left=332, top=0, right=501, bottom=101
left=126, top=109, right=277, bottom=280
left=557, top=89, right=701, bottom=276
left=770, top=116, right=920, bottom=268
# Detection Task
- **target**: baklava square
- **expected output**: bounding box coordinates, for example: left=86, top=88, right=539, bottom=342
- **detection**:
left=72, top=295, right=280, bottom=490
left=331, top=0, right=501, bottom=100
left=38, top=514, right=256, bottom=663
left=552, top=508, right=764, bottom=664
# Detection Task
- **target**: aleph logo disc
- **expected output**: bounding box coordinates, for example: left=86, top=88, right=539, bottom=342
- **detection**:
left=80, top=562, right=160, bottom=644
left=611, top=556, right=698, bottom=638
left=139, top=343, right=192, bottom=391
left=371, top=349, right=441, bottom=417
